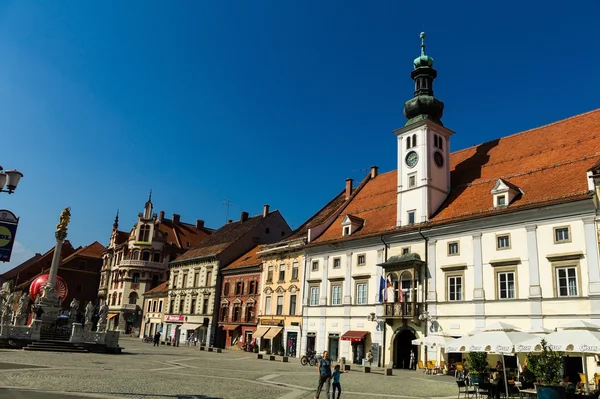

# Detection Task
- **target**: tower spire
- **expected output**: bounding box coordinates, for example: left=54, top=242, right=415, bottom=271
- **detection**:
left=403, top=32, right=444, bottom=127
left=113, top=210, right=119, bottom=230
left=148, top=189, right=152, bottom=202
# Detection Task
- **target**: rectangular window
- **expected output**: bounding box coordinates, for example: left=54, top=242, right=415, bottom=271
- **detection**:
left=190, top=299, right=196, bottom=314
left=249, top=280, right=256, bottom=295
left=289, top=294, right=297, bottom=315
left=498, top=271, right=515, bottom=299
left=147, top=301, right=152, bottom=312
left=179, top=299, right=185, bottom=313
left=235, top=282, right=243, bottom=295
left=291, top=262, right=299, bottom=280
left=276, top=296, right=284, bottom=315
left=278, top=264, right=286, bottom=281
left=194, top=272, right=199, bottom=287
left=448, top=276, right=463, bottom=301
left=556, top=267, right=578, bottom=297
left=202, top=298, right=208, bottom=314
left=267, top=266, right=274, bottom=282
left=310, top=286, right=319, bottom=306
left=182, top=273, right=188, bottom=288
left=152, top=300, right=157, bottom=312
left=265, top=296, right=272, bottom=315
left=496, top=234, right=510, bottom=250
left=158, top=300, right=163, bottom=313
left=357, top=254, right=366, bottom=266
left=554, top=227, right=570, bottom=243
left=356, top=282, right=368, bottom=305
left=333, top=258, right=341, bottom=269
left=312, top=261, right=319, bottom=271
left=448, top=242, right=460, bottom=256
left=497, top=195, right=506, bottom=206
left=206, top=271, right=212, bottom=286
left=408, top=173, right=417, bottom=188
left=402, top=247, right=411, bottom=255
left=343, top=226, right=350, bottom=236
left=169, top=300, right=174, bottom=314
left=331, top=285, right=342, bottom=305
left=408, top=211, right=415, bottom=225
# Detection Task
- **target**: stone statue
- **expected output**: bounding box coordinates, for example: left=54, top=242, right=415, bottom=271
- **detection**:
left=84, top=301, right=94, bottom=331
left=97, top=302, right=109, bottom=332
left=14, top=293, right=29, bottom=325
left=56, top=207, right=71, bottom=233
left=69, top=298, right=80, bottom=319
left=1, top=291, right=13, bottom=324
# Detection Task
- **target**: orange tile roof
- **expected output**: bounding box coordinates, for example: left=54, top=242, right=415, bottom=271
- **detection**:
left=225, top=245, right=264, bottom=270
left=156, top=217, right=211, bottom=250
left=62, top=241, right=106, bottom=263
left=143, top=281, right=169, bottom=295
left=284, top=191, right=347, bottom=241
left=314, top=108, right=600, bottom=244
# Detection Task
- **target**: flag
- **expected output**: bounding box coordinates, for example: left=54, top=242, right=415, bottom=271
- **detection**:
left=378, top=277, right=385, bottom=303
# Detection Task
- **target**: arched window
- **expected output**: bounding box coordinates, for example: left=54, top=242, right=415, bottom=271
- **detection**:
left=406, top=137, right=410, bottom=150
left=220, top=303, right=229, bottom=322
left=141, top=251, right=150, bottom=261
left=223, top=283, right=230, bottom=296
left=439, top=136, right=443, bottom=151
left=399, top=271, right=413, bottom=303
left=152, top=253, right=161, bottom=263
left=138, top=224, right=150, bottom=242
left=132, top=250, right=140, bottom=260
left=412, top=134, right=417, bottom=147
left=129, top=292, right=139, bottom=305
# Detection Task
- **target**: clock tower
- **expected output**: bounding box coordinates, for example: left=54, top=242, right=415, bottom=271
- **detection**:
left=394, top=33, right=454, bottom=227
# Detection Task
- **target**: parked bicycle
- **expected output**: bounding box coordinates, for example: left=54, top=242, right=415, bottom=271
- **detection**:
left=142, top=335, right=153, bottom=343
left=301, top=350, right=319, bottom=366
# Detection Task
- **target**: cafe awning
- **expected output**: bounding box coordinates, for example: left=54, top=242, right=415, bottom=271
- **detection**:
left=253, top=326, right=271, bottom=339
left=107, top=313, right=118, bottom=319
left=341, top=330, right=369, bottom=342
left=180, top=323, right=203, bottom=331
left=263, top=327, right=283, bottom=340
left=220, top=324, right=240, bottom=331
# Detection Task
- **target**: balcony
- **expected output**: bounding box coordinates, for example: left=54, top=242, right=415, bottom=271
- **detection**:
left=383, top=302, right=423, bottom=320
left=119, top=259, right=164, bottom=269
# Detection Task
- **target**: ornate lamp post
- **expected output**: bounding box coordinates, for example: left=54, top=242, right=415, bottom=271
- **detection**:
left=0, top=167, right=24, bottom=194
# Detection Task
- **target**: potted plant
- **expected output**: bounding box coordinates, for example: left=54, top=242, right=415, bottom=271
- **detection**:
left=467, top=352, right=489, bottom=384
left=527, top=339, right=565, bottom=399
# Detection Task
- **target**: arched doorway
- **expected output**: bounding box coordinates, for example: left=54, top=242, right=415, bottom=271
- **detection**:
left=393, top=327, right=418, bottom=369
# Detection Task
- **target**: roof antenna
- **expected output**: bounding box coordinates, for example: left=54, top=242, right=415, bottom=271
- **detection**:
left=222, top=199, right=235, bottom=224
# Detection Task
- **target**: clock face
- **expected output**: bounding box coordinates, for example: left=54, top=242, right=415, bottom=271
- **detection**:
left=405, top=151, right=419, bottom=168
left=434, top=151, right=444, bottom=167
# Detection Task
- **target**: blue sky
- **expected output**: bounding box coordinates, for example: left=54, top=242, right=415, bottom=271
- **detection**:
left=1, top=1, right=598, bottom=272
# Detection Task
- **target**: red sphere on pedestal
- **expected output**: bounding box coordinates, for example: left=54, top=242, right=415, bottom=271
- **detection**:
left=29, top=274, right=68, bottom=303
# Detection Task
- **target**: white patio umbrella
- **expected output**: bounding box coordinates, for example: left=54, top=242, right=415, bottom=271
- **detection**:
left=524, top=326, right=553, bottom=335
left=516, top=321, right=600, bottom=394
left=447, top=322, right=536, bottom=397
left=412, top=331, right=457, bottom=347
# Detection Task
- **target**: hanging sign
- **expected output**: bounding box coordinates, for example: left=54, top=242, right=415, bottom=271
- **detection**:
left=0, top=210, right=19, bottom=263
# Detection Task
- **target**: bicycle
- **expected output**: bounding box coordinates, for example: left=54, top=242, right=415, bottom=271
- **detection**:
left=301, top=350, right=319, bottom=366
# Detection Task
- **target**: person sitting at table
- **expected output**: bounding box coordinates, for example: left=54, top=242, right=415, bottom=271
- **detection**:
left=560, top=374, right=576, bottom=393
left=496, top=361, right=503, bottom=371
left=447, top=359, right=457, bottom=373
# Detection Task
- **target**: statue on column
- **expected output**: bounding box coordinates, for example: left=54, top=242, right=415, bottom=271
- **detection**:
left=84, top=301, right=94, bottom=331
left=14, top=293, right=30, bottom=325
left=69, top=298, right=80, bottom=319
left=97, top=301, right=109, bottom=332
left=56, top=207, right=71, bottom=234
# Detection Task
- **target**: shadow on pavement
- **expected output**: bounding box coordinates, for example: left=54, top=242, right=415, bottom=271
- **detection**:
left=0, top=389, right=222, bottom=399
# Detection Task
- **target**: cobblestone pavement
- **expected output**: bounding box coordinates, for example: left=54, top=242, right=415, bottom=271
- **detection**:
left=0, top=337, right=457, bottom=399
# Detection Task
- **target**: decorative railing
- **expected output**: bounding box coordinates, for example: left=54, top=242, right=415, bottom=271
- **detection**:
left=119, top=260, right=165, bottom=269
left=383, top=302, right=422, bottom=318
left=0, top=325, right=33, bottom=339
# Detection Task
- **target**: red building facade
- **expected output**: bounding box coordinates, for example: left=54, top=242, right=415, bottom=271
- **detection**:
left=217, top=245, right=262, bottom=350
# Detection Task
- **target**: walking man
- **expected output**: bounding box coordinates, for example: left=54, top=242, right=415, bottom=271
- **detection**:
left=314, top=350, right=332, bottom=399
left=153, top=331, right=161, bottom=347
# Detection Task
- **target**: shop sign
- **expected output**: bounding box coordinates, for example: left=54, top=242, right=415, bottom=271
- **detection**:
left=260, top=318, right=284, bottom=327
left=0, top=210, right=19, bottom=263
left=166, top=315, right=185, bottom=322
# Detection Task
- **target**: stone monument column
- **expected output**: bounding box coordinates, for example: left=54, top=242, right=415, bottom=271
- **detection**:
left=37, top=207, right=71, bottom=322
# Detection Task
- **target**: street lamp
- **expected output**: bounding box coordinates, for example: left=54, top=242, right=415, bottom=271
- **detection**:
left=0, top=167, right=23, bottom=194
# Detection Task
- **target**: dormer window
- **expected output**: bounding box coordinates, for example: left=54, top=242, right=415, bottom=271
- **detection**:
left=341, top=214, right=364, bottom=237
left=138, top=224, right=151, bottom=242
left=490, top=179, right=521, bottom=208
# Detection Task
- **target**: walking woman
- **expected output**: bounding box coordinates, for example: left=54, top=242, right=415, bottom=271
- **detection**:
left=314, top=350, right=332, bottom=399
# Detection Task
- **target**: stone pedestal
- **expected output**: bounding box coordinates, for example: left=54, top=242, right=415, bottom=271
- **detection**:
left=70, top=323, right=83, bottom=343
left=30, top=319, right=42, bottom=340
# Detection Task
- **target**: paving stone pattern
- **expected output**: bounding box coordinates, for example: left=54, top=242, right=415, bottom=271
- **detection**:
left=0, top=338, right=457, bottom=399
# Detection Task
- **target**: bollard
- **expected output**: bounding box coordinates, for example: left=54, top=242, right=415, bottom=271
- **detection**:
left=257, top=354, right=263, bottom=360
left=385, top=368, right=393, bottom=376
left=216, top=348, right=222, bottom=353
left=282, top=356, right=289, bottom=363
left=363, top=366, right=371, bottom=373
left=208, top=347, right=214, bottom=352
left=269, top=355, right=276, bottom=361
left=344, top=365, right=351, bottom=371
left=200, top=346, right=205, bottom=351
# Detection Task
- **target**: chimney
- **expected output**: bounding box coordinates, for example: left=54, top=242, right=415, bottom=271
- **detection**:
left=172, top=214, right=180, bottom=224
left=159, top=210, right=165, bottom=222
left=228, top=219, right=233, bottom=224
left=196, top=219, right=205, bottom=229
left=263, top=204, right=270, bottom=217
left=371, top=166, right=379, bottom=179
left=240, top=211, right=249, bottom=222
left=345, top=178, right=353, bottom=200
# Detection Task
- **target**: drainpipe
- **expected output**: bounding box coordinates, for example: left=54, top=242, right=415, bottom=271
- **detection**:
left=418, top=227, right=429, bottom=364
left=300, top=252, right=308, bottom=355
left=380, top=235, right=390, bottom=368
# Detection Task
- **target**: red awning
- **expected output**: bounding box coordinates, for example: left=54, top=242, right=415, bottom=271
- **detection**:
left=220, top=324, right=240, bottom=331
left=341, top=331, right=369, bottom=342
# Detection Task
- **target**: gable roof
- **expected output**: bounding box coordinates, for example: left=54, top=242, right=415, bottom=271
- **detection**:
left=156, top=217, right=211, bottom=250
left=284, top=191, right=347, bottom=241
left=173, top=211, right=284, bottom=262
left=225, top=245, right=263, bottom=270
left=313, top=108, right=600, bottom=244
left=143, top=281, right=169, bottom=296
left=62, top=241, right=106, bottom=264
